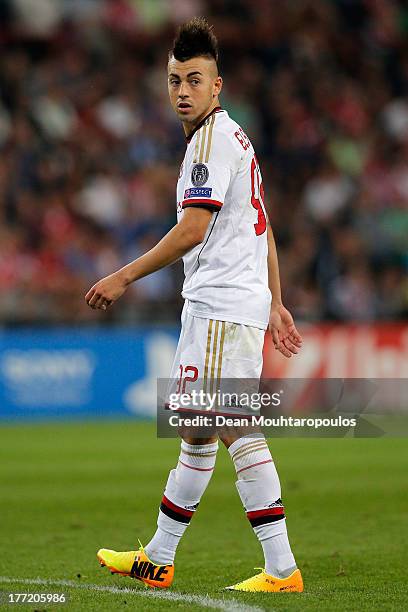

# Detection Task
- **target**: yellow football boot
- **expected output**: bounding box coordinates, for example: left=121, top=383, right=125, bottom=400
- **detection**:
left=226, top=568, right=303, bottom=592
left=97, top=544, right=174, bottom=589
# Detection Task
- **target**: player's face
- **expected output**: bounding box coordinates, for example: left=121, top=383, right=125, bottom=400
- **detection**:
left=168, top=56, right=222, bottom=129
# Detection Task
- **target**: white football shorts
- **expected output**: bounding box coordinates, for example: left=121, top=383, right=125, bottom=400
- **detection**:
left=166, top=302, right=266, bottom=411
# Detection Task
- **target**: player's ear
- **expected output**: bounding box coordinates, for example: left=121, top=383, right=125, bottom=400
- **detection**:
left=213, top=75, right=222, bottom=97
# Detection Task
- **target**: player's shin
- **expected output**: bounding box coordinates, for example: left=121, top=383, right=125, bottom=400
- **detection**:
left=145, top=440, right=218, bottom=565
left=228, top=434, right=297, bottom=578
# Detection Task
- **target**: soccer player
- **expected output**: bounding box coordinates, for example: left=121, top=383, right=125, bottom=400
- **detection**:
left=85, top=18, right=303, bottom=593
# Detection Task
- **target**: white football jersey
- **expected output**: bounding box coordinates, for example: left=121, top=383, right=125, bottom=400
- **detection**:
left=176, top=108, right=271, bottom=330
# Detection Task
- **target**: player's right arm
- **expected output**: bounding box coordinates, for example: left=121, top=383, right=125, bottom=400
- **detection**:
left=85, top=207, right=212, bottom=310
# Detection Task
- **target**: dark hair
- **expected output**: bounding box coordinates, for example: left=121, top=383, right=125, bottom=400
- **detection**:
left=170, top=17, right=219, bottom=65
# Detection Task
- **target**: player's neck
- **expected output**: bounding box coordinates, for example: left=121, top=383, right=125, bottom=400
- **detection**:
left=183, top=100, right=221, bottom=139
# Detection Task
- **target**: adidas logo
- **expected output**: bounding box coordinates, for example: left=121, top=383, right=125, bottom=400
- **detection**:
left=184, top=503, right=199, bottom=511
left=267, top=498, right=284, bottom=508
left=131, top=560, right=169, bottom=582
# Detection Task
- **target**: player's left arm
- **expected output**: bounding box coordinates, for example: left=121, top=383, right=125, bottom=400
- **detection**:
left=267, top=217, right=303, bottom=358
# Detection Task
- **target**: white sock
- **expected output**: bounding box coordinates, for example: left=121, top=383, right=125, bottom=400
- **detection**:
left=145, top=440, right=218, bottom=564
left=228, top=434, right=297, bottom=578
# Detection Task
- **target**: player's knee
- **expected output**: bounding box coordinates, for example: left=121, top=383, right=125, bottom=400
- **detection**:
left=181, top=435, right=218, bottom=445
left=219, top=426, right=264, bottom=449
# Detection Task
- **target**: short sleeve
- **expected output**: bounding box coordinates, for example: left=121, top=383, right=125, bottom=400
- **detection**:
left=182, top=120, right=239, bottom=212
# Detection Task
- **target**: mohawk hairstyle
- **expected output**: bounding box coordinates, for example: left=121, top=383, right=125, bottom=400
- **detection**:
left=171, top=17, right=219, bottom=65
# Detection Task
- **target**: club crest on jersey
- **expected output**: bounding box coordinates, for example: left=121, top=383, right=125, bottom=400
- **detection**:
left=191, top=163, right=209, bottom=186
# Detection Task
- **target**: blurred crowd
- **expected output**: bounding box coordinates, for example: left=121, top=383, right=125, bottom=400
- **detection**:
left=0, top=0, right=407, bottom=324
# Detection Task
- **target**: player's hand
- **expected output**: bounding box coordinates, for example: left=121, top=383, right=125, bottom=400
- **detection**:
left=269, top=304, right=303, bottom=358
left=85, top=271, right=128, bottom=311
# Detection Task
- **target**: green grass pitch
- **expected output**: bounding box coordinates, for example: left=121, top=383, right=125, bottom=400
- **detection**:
left=0, top=421, right=407, bottom=611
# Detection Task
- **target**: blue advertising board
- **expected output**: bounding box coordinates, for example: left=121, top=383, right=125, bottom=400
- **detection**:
left=0, top=327, right=179, bottom=421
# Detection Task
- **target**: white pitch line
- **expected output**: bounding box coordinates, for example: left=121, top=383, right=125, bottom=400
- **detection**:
left=0, top=577, right=266, bottom=612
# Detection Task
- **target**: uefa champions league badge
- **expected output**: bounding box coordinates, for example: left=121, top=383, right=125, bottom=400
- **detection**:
left=191, top=163, right=209, bottom=186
